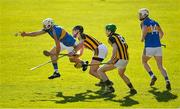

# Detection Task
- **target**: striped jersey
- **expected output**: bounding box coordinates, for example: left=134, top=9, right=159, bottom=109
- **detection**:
left=79, top=34, right=101, bottom=52
left=108, top=33, right=129, bottom=60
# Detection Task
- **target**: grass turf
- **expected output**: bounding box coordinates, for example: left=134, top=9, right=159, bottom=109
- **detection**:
left=0, top=0, right=180, bottom=108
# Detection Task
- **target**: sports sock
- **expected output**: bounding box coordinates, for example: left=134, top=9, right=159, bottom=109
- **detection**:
left=148, top=71, right=154, bottom=78
left=52, top=63, right=58, bottom=73
left=165, top=76, right=170, bottom=82
left=127, top=83, right=134, bottom=89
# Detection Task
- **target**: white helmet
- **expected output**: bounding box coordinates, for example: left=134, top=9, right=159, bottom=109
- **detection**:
left=42, top=18, right=54, bottom=30
left=138, top=8, right=149, bottom=21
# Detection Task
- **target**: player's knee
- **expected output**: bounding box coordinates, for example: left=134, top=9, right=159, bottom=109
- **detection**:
left=49, top=51, right=56, bottom=57
left=142, top=59, right=148, bottom=65
left=97, top=67, right=106, bottom=73
left=50, top=48, right=56, bottom=54
left=97, top=68, right=101, bottom=74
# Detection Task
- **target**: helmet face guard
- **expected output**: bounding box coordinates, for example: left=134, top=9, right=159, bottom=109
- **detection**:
left=73, top=32, right=79, bottom=38
left=138, top=8, right=149, bottom=21
left=42, top=18, right=54, bottom=30
left=72, top=25, right=84, bottom=38
left=44, top=24, right=51, bottom=30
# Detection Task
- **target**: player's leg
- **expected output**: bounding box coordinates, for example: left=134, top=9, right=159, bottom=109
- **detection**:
left=69, top=56, right=82, bottom=63
left=118, top=68, right=137, bottom=94
left=48, top=46, right=60, bottom=79
left=115, top=59, right=137, bottom=94
left=97, top=64, right=116, bottom=94
left=142, top=48, right=157, bottom=86
left=94, top=44, right=108, bottom=86
left=154, top=56, right=171, bottom=90
left=89, top=60, right=101, bottom=79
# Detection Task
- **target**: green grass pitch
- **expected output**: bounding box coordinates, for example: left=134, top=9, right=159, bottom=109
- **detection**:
left=0, top=0, right=180, bottom=108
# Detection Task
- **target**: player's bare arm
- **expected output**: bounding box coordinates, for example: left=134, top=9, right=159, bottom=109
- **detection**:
left=69, top=40, right=84, bottom=56
left=20, top=30, right=46, bottom=37
left=108, top=43, right=117, bottom=64
left=74, top=40, right=84, bottom=52
left=74, top=46, right=84, bottom=58
left=78, top=46, right=84, bottom=56
left=158, top=25, right=164, bottom=39
left=141, top=25, right=148, bottom=42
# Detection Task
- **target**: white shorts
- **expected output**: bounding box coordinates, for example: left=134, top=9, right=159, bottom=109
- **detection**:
left=93, top=44, right=108, bottom=61
left=144, top=47, right=162, bottom=57
left=53, top=42, right=80, bottom=54
left=114, top=59, right=128, bottom=69
left=60, top=42, right=73, bottom=53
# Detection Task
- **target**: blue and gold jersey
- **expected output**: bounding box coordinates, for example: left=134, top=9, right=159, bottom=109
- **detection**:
left=142, top=18, right=161, bottom=48
left=43, top=25, right=76, bottom=47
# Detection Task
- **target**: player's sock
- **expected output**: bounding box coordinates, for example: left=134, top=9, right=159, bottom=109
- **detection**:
left=52, top=63, right=59, bottom=73
left=165, top=76, right=170, bottom=82
left=165, top=77, right=171, bottom=90
left=127, top=83, right=133, bottom=89
left=148, top=71, right=155, bottom=78
left=127, top=83, right=137, bottom=94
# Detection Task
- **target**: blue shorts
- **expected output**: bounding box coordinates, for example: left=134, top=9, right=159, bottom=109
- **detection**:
left=60, top=35, right=76, bottom=47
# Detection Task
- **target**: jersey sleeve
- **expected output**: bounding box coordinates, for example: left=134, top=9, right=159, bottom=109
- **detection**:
left=109, top=36, right=116, bottom=44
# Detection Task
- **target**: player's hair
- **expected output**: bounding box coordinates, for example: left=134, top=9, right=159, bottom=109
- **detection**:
left=73, top=25, right=84, bottom=33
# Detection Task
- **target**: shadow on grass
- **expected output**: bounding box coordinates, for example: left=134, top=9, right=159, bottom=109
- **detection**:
left=55, top=89, right=139, bottom=106
left=105, top=93, right=139, bottom=106
left=55, top=89, right=116, bottom=103
left=32, top=89, right=139, bottom=107
left=148, top=87, right=178, bottom=102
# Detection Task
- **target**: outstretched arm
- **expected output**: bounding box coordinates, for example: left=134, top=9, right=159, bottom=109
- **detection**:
left=20, top=30, right=46, bottom=37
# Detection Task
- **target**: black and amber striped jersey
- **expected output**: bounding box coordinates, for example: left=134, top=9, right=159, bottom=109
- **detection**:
left=79, top=33, right=101, bottom=52
left=108, top=33, right=129, bottom=60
